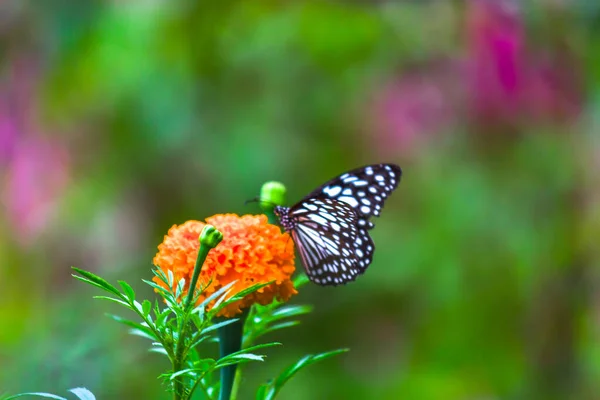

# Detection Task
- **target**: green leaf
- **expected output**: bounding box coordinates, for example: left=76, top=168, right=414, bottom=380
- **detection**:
left=92, top=296, right=130, bottom=308
left=3, top=394, right=67, bottom=400
left=261, top=348, right=349, bottom=400
left=212, top=282, right=274, bottom=316
left=149, top=346, right=169, bottom=356
left=201, top=318, right=239, bottom=335
left=194, top=358, right=216, bottom=371
left=226, top=282, right=273, bottom=303
left=215, top=342, right=281, bottom=368
left=270, top=305, right=313, bottom=321
left=169, top=368, right=197, bottom=380
left=105, top=314, right=157, bottom=340
left=69, top=388, right=96, bottom=400
left=293, top=273, right=310, bottom=289
left=261, top=320, right=301, bottom=335
left=151, top=268, right=170, bottom=287
left=255, top=384, right=269, bottom=400
left=174, top=278, right=186, bottom=300
left=142, top=279, right=172, bottom=298
left=118, top=281, right=135, bottom=302
left=188, top=333, right=211, bottom=350
left=229, top=353, right=265, bottom=361
left=194, top=281, right=237, bottom=314
left=154, top=307, right=172, bottom=327
left=71, top=267, right=122, bottom=297
left=142, top=300, right=152, bottom=318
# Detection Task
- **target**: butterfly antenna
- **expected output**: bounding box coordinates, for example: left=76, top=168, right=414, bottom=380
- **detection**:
left=244, top=197, right=278, bottom=208
left=244, top=197, right=260, bottom=205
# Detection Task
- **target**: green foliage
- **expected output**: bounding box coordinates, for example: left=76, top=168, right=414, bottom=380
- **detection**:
left=6, top=266, right=345, bottom=400
left=256, top=349, right=350, bottom=400
left=2, top=388, right=95, bottom=400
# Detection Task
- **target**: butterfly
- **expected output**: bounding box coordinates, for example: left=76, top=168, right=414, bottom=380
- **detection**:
left=273, top=163, right=402, bottom=286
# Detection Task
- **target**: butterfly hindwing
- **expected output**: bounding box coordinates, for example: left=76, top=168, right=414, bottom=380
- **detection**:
left=288, top=197, right=364, bottom=285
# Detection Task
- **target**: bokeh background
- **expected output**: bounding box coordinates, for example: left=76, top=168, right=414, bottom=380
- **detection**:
left=2, top=1, right=600, bottom=399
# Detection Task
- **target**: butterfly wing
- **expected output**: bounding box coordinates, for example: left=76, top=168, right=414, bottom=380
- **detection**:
left=303, top=163, right=401, bottom=272
left=288, top=197, right=364, bottom=286
left=304, top=163, right=402, bottom=230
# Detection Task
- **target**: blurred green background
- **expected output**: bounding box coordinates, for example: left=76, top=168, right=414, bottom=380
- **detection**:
left=2, top=1, right=600, bottom=399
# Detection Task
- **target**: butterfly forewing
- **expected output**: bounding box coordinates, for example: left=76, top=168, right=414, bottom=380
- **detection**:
left=304, top=163, right=402, bottom=230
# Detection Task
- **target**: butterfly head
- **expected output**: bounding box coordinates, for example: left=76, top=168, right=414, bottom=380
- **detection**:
left=273, top=205, right=294, bottom=231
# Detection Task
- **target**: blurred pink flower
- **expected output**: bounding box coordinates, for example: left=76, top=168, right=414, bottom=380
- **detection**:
left=3, top=137, right=70, bottom=244
left=368, top=62, right=461, bottom=158
left=0, top=96, right=18, bottom=163
left=465, top=0, right=581, bottom=125
left=0, top=53, right=72, bottom=244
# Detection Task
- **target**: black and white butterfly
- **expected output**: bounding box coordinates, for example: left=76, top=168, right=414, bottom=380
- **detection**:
left=273, top=163, right=402, bottom=286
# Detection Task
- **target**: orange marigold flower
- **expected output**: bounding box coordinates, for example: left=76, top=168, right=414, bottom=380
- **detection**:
left=153, top=214, right=297, bottom=317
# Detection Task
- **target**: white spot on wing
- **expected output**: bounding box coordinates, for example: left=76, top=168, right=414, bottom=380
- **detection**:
left=308, top=213, right=328, bottom=225
left=338, top=196, right=359, bottom=207
left=323, top=186, right=342, bottom=196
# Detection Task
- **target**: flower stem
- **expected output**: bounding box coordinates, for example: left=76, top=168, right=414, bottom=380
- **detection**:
left=173, top=225, right=223, bottom=399
left=185, top=244, right=210, bottom=309
left=185, top=225, right=223, bottom=309
left=218, top=311, right=248, bottom=400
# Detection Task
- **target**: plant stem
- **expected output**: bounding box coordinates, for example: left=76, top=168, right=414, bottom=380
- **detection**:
left=230, top=364, right=243, bottom=400
left=218, top=311, right=248, bottom=400
left=174, top=234, right=216, bottom=400
left=185, top=242, right=211, bottom=309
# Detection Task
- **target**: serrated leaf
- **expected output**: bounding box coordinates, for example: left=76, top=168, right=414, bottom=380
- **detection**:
left=118, top=281, right=135, bottom=302
left=71, top=267, right=122, bottom=297
left=68, top=388, right=96, bottom=400
left=92, top=296, right=130, bottom=308
left=3, top=393, right=67, bottom=400
left=174, top=278, right=186, bottom=300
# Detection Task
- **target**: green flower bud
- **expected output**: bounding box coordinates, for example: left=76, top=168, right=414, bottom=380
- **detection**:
left=260, top=181, right=286, bottom=211
left=199, top=225, right=223, bottom=249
